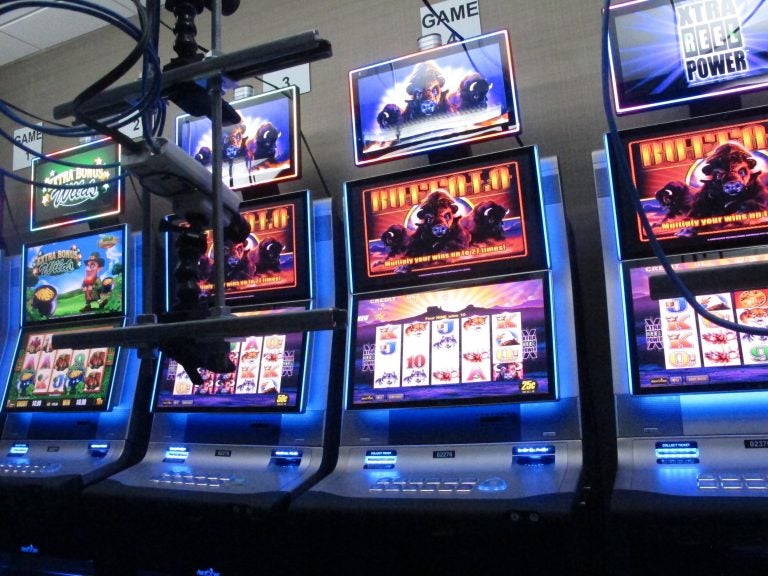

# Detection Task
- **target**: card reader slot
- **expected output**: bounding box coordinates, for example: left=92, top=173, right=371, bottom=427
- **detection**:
left=649, top=263, right=768, bottom=301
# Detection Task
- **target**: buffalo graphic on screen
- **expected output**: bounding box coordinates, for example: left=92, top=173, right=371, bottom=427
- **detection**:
left=370, top=190, right=512, bottom=273
left=650, top=143, right=768, bottom=237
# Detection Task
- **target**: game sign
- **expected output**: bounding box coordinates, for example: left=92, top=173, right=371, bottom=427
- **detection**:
left=349, top=29, right=519, bottom=166
left=612, top=106, right=768, bottom=258
left=4, top=323, right=121, bottom=412
left=166, top=190, right=311, bottom=308
left=22, top=225, right=127, bottom=326
left=348, top=274, right=555, bottom=409
left=153, top=308, right=308, bottom=412
left=625, top=250, right=768, bottom=395
left=344, top=147, right=547, bottom=294
left=176, top=85, right=299, bottom=191
left=30, top=138, right=122, bottom=231
left=608, top=0, right=768, bottom=114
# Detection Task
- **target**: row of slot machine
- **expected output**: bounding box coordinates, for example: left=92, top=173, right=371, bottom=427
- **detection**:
left=0, top=0, right=767, bottom=571
left=598, top=0, right=768, bottom=572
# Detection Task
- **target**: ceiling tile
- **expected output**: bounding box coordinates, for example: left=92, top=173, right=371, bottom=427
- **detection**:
left=0, top=6, right=38, bottom=26
left=0, top=30, right=37, bottom=67
left=0, top=2, right=151, bottom=68
left=1, top=6, right=106, bottom=49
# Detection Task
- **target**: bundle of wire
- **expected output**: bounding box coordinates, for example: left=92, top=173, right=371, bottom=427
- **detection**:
left=0, top=0, right=164, bottom=190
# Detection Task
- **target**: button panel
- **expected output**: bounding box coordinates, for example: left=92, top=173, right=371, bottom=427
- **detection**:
left=0, top=462, right=62, bottom=475
left=697, top=472, right=768, bottom=491
left=149, top=471, right=245, bottom=489
left=369, top=477, right=478, bottom=494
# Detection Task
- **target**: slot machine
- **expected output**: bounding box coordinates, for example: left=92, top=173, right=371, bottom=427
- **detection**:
left=81, top=183, right=341, bottom=572
left=597, top=1, right=768, bottom=570
left=292, top=145, right=583, bottom=573
left=0, top=239, right=12, bottom=441
left=0, top=222, right=145, bottom=566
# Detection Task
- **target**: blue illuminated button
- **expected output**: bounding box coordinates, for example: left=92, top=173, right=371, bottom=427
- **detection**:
left=477, top=477, right=508, bottom=492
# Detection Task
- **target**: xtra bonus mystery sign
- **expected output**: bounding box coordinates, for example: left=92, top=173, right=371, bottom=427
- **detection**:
left=30, top=138, right=122, bottom=232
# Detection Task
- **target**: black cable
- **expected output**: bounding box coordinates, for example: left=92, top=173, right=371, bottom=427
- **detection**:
left=299, top=131, right=332, bottom=198
left=0, top=1, right=162, bottom=189
left=257, top=76, right=333, bottom=198
left=601, top=0, right=768, bottom=338
left=0, top=1, right=161, bottom=138
left=421, top=0, right=465, bottom=42
left=419, top=0, right=523, bottom=148
left=72, top=1, right=156, bottom=152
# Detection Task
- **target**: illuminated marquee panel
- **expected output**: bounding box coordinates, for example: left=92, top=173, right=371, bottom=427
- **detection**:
left=625, top=249, right=768, bottom=395
left=175, top=85, right=300, bottom=192
left=165, top=190, right=311, bottom=309
left=30, top=138, right=122, bottom=232
left=344, top=147, right=547, bottom=294
left=611, top=105, right=768, bottom=258
left=608, top=0, right=768, bottom=114
left=349, top=30, right=520, bottom=166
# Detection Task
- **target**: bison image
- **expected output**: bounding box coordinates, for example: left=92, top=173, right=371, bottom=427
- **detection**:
left=654, top=181, right=695, bottom=223
left=688, top=142, right=768, bottom=219
left=380, top=224, right=409, bottom=258
left=405, top=190, right=471, bottom=257
left=652, top=142, right=768, bottom=236
left=464, top=200, right=508, bottom=244
left=254, top=238, right=283, bottom=274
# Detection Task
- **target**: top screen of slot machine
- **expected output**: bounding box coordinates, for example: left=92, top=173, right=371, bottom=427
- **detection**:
left=347, top=274, right=555, bottom=409
left=175, top=85, right=299, bottom=191
left=611, top=105, right=768, bottom=259
left=29, top=138, right=122, bottom=232
left=22, top=225, right=127, bottom=326
left=349, top=29, right=520, bottom=166
left=607, top=0, right=768, bottom=115
left=624, top=249, right=768, bottom=395
left=165, top=190, right=312, bottom=309
left=344, top=147, right=547, bottom=294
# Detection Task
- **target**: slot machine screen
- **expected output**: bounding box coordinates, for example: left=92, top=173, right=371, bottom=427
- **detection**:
left=22, top=225, right=127, bottom=326
left=610, top=105, right=768, bottom=259
left=607, top=0, right=768, bottom=115
left=175, top=85, right=299, bottom=191
left=153, top=308, right=309, bottom=412
left=30, top=138, right=122, bottom=231
left=165, top=190, right=311, bottom=309
left=624, top=249, right=768, bottom=395
left=3, top=322, right=122, bottom=412
left=349, top=30, right=519, bottom=166
left=347, top=275, right=555, bottom=409
left=344, top=147, right=547, bottom=294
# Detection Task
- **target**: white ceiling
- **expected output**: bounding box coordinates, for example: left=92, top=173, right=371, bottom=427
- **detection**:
left=0, top=1, right=144, bottom=68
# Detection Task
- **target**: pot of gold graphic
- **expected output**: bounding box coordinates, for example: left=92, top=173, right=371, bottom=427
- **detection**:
left=100, top=277, right=114, bottom=296
left=31, top=285, right=58, bottom=318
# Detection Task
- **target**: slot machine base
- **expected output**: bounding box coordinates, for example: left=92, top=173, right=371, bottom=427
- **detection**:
left=609, top=436, right=768, bottom=575
left=295, top=441, right=582, bottom=516
left=289, top=441, right=589, bottom=576
left=79, top=442, right=327, bottom=573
